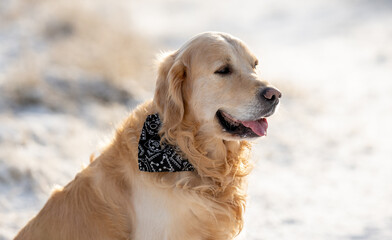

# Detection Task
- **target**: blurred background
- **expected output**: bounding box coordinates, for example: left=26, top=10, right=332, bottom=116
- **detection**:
left=1, top=0, right=392, bottom=239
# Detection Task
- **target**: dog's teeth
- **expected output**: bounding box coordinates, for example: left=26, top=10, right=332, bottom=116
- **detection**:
left=232, top=122, right=239, bottom=126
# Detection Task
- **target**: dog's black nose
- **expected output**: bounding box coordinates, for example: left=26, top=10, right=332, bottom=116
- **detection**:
left=261, top=87, right=282, bottom=102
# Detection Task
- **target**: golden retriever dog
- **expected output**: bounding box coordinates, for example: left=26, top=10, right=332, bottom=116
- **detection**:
left=15, top=32, right=281, bottom=240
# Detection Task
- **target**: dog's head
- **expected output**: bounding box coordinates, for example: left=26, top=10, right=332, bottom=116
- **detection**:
left=154, top=32, right=281, bottom=142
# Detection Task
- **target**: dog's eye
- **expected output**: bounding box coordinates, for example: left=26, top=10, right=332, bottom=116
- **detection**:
left=253, top=60, right=258, bottom=69
left=215, top=66, right=231, bottom=75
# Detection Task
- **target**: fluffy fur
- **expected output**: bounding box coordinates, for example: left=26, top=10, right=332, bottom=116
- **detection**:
left=15, top=32, right=280, bottom=240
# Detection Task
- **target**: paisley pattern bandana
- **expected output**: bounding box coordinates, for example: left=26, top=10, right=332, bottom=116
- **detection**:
left=138, top=114, right=195, bottom=172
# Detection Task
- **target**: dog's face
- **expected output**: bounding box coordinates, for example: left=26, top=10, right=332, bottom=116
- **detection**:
left=155, top=32, right=281, bottom=141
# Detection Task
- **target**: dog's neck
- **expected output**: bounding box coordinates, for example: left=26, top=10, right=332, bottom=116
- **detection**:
left=199, top=134, right=240, bottom=161
left=174, top=124, right=252, bottom=187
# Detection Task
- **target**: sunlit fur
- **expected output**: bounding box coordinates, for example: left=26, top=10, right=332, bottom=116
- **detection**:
left=15, top=32, right=277, bottom=240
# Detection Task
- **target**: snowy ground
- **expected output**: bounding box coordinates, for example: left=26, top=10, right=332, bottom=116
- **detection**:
left=1, top=0, right=392, bottom=239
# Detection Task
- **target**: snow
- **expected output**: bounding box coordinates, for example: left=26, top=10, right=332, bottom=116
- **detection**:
left=1, top=0, right=392, bottom=239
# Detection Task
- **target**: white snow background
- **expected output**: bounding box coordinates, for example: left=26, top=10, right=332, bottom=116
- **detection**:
left=1, top=0, right=392, bottom=239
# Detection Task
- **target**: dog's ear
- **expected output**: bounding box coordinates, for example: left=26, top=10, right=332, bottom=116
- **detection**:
left=154, top=52, right=187, bottom=140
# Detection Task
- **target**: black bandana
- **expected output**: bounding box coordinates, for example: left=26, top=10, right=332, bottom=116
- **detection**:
left=138, top=114, right=194, bottom=172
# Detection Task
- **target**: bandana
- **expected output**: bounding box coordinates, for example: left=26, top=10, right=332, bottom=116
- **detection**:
left=138, top=114, right=195, bottom=172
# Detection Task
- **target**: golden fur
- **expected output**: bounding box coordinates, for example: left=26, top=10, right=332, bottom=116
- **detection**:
left=15, top=32, right=279, bottom=240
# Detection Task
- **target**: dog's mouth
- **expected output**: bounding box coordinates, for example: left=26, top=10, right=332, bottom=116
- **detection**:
left=216, top=110, right=268, bottom=138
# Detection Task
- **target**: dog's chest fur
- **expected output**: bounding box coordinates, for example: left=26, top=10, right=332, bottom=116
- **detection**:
left=132, top=184, right=173, bottom=240
left=131, top=178, right=218, bottom=240
left=129, top=172, right=242, bottom=240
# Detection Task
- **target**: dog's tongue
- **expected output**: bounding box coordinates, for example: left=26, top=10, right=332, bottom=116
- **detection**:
left=241, top=118, right=268, bottom=136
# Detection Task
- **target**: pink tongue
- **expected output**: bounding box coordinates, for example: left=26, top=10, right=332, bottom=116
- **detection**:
left=241, top=118, right=268, bottom=136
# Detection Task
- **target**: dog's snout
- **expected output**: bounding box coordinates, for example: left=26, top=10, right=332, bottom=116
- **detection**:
left=261, top=87, right=282, bottom=102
